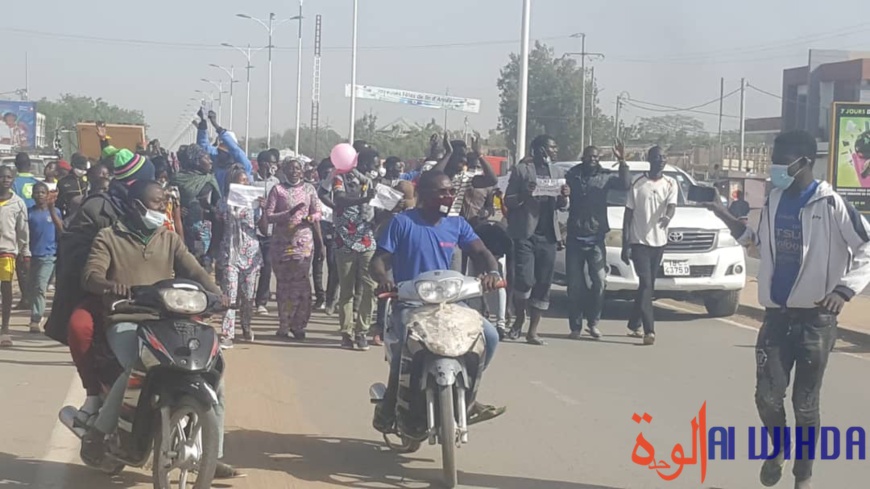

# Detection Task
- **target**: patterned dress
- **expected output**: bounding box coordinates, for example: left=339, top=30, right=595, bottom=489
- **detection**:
left=216, top=198, right=263, bottom=339
left=266, top=182, right=322, bottom=334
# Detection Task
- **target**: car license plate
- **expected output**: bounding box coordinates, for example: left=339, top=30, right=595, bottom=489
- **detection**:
left=663, top=261, right=691, bottom=277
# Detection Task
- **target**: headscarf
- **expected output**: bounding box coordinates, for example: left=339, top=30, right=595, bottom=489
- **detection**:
left=172, top=144, right=220, bottom=222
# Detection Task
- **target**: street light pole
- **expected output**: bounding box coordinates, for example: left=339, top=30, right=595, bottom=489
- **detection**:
left=349, top=0, right=359, bottom=143
left=294, top=0, right=304, bottom=155
left=516, top=0, right=531, bottom=162
left=237, top=13, right=298, bottom=150
left=210, top=64, right=236, bottom=131
left=223, top=42, right=268, bottom=155
left=201, top=79, right=224, bottom=125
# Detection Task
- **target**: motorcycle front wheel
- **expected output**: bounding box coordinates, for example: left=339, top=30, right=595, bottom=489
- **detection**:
left=152, top=395, right=220, bottom=489
left=438, top=385, right=458, bottom=488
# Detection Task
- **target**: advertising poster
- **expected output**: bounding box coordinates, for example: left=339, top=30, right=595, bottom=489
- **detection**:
left=0, top=100, right=36, bottom=149
left=830, top=102, right=870, bottom=213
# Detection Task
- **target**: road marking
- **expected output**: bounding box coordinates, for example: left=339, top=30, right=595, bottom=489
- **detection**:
left=32, top=374, right=83, bottom=489
left=530, top=380, right=581, bottom=406
left=658, top=301, right=870, bottom=363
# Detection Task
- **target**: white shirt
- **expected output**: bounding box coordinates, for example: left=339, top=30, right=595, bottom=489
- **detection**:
left=626, top=174, right=678, bottom=247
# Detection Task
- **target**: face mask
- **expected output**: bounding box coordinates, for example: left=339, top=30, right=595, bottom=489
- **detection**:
left=770, top=158, right=804, bottom=190
left=378, top=167, right=386, bottom=178
left=73, top=168, right=86, bottom=177
left=367, top=169, right=379, bottom=180
left=434, top=196, right=455, bottom=216
left=141, top=207, right=167, bottom=230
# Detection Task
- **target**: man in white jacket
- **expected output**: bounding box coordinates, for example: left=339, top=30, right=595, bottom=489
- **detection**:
left=707, top=130, right=870, bottom=489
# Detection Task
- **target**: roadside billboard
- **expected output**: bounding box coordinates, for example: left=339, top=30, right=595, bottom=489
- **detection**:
left=344, top=84, right=481, bottom=114
left=0, top=100, right=37, bottom=149
left=830, top=102, right=870, bottom=213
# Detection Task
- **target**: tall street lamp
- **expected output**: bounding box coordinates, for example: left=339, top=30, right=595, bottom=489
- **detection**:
left=515, top=0, right=531, bottom=162
left=210, top=64, right=237, bottom=131
left=222, top=43, right=268, bottom=155
left=349, top=0, right=359, bottom=143
left=237, top=12, right=300, bottom=149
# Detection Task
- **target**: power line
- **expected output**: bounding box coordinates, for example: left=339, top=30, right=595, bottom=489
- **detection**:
left=624, top=89, right=741, bottom=119
left=746, top=84, right=782, bottom=100
left=0, top=27, right=571, bottom=52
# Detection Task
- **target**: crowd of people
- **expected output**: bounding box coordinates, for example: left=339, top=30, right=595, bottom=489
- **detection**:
left=1, top=115, right=869, bottom=487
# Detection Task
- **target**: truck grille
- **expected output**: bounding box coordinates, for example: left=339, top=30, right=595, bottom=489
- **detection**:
left=665, top=230, right=716, bottom=253
left=656, top=265, right=715, bottom=278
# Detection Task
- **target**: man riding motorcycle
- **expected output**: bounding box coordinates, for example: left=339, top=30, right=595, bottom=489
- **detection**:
left=369, top=170, right=506, bottom=434
left=78, top=179, right=241, bottom=478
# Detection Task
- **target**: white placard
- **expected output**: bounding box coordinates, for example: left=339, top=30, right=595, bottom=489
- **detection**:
left=344, top=84, right=481, bottom=114
left=369, top=183, right=404, bottom=211
left=497, top=175, right=510, bottom=194
left=227, top=183, right=264, bottom=208
left=44, top=181, right=57, bottom=192
left=533, top=178, right=566, bottom=197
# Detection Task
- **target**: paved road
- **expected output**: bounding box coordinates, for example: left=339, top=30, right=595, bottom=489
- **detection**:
left=3, top=290, right=870, bottom=488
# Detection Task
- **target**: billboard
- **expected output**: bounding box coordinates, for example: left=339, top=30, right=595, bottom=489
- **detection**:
left=830, top=102, right=870, bottom=213
left=0, top=100, right=36, bottom=149
left=344, top=84, right=481, bottom=114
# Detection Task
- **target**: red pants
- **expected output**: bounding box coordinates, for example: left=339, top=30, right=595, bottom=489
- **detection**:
left=67, top=297, right=103, bottom=396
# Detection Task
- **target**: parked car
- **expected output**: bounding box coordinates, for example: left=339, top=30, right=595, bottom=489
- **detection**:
left=553, top=160, right=746, bottom=317
left=0, top=154, right=47, bottom=177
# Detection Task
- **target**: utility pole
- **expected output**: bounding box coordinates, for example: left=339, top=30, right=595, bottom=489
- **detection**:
left=588, top=66, right=595, bottom=147
left=718, top=77, right=724, bottom=146
left=516, top=0, right=531, bottom=162
left=566, top=34, right=604, bottom=147
left=294, top=0, right=304, bottom=155
left=615, top=94, right=623, bottom=141
left=349, top=0, right=359, bottom=143
left=739, top=78, right=746, bottom=172
left=311, top=14, right=323, bottom=160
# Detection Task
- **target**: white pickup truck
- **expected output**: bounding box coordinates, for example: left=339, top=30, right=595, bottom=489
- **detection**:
left=553, top=160, right=746, bottom=317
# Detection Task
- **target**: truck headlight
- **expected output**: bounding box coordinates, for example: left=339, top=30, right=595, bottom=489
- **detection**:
left=604, top=230, right=623, bottom=247
left=718, top=229, right=740, bottom=248
left=159, top=289, right=208, bottom=315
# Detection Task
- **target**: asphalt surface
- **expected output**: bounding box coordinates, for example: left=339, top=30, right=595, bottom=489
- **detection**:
left=3, top=289, right=870, bottom=488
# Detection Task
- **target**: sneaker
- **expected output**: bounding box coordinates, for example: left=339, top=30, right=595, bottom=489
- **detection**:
left=255, top=305, right=269, bottom=316
left=314, top=299, right=325, bottom=310
left=29, top=322, right=42, bottom=333
left=48, top=284, right=55, bottom=292
left=371, top=334, right=384, bottom=346
left=341, top=334, right=355, bottom=350
left=643, top=333, right=656, bottom=345
left=355, top=334, right=370, bottom=351
left=586, top=325, right=602, bottom=339
left=760, top=457, right=785, bottom=487
left=219, top=337, right=234, bottom=350
left=0, top=334, right=12, bottom=347
left=568, top=330, right=583, bottom=340
left=241, top=329, right=255, bottom=342
left=626, top=329, right=643, bottom=338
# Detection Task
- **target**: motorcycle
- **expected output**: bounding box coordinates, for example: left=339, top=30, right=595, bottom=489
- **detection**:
left=59, top=279, right=225, bottom=489
left=370, top=270, right=502, bottom=488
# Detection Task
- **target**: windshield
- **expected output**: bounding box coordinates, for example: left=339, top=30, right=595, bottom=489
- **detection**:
left=607, top=171, right=690, bottom=206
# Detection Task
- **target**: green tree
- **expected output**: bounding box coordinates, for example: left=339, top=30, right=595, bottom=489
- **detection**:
left=624, top=115, right=714, bottom=150
left=38, top=94, right=145, bottom=152
left=497, top=42, right=613, bottom=161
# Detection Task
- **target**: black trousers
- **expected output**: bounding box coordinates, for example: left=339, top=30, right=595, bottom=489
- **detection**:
left=313, top=236, right=338, bottom=305
left=255, top=237, right=272, bottom=307
left=628, top=244, right=665, bottom=334
left=566, top=239, right=607, bottom=331
left=512, top=234, right=557, bottom=311
left=755, top=308, right=837, bottom=481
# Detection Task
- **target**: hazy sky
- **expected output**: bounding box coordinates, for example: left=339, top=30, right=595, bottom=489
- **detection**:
left=5, top=0, right=869, bottom=151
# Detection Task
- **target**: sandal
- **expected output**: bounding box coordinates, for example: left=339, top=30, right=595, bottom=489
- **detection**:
left=526, top=336, right=546, bottom=346
left=0, top=334, right=12, bottom=347
left=214, top=461, right=246, bottom=479
left=468, top=403, right=507, bottom=425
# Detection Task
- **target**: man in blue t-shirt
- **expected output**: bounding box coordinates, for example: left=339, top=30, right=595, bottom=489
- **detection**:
left=12, top=152, right=39, bottom=208
left=26, top=182, right=62, bottom=332
left=370, top=170, right=504, bottom=435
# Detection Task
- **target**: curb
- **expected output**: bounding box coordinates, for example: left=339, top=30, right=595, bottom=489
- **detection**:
left=732, top=301, right=870, bottom=347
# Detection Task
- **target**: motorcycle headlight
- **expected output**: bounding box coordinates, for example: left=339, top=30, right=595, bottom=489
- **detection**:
left=604, top=230, right=623, bottom=247
left=159, top=289, right=208, bottom=315
left=718, top=229, right=740, bottom=248
left=415, top=278, right=463, bottom=304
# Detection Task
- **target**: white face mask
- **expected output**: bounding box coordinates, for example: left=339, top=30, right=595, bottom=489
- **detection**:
left=141, top=208, right=167, bottom=230
left=73, top=168, right=86, bottom=177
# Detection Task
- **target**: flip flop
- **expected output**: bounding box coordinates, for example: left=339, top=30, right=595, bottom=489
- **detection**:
left=468, top=404, right=507, bottom=425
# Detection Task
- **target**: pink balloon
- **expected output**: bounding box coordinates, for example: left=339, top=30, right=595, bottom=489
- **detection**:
left=330, top=143, right=358, bottom=174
